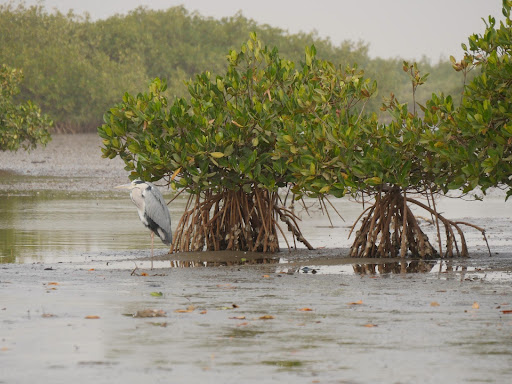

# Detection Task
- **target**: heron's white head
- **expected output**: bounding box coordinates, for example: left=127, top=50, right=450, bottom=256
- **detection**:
left=114, top=180, right=146, bottom=190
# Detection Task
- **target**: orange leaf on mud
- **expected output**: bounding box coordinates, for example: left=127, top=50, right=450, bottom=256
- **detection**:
left=298, top=308, right=313, bottom=312
left=133, top=309, right=166, bottom=318
left=430, top=302, right=440, bottom=307
left=259, top=315, right=274, bottom=320
left=141, top=272, right=148, bottom=276
left=175, top=305, right=195, bottom=313
left=88, top=268, right=95, bottom=271
left=85, top=315, right=100, bottom=319
left=47, top=282, right=59, bottom=285
left=364, top=324, right=378, bottom=328
left=348, top=300, right=363, bottom=305
left=502, top=310, right=512, bottom=314
left=472, top=302, right=480, bottom=309
left=230, top=316, right=246, bottom=320
left=262, top=275, right=270, bottom=278
left=200, top=310, right=207, bottom=315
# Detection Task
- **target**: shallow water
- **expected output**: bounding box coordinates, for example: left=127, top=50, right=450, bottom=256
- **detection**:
left=1, top=182, right=512, bottom=264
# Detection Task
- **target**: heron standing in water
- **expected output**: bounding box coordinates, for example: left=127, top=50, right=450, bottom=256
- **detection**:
left=115, top=180, right=172, bottom=269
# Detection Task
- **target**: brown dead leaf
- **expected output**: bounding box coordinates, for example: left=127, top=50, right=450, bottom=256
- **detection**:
left=175, top=305, right=195, bottom=313
left=141, top=272, right=148, bottom=276
left=262, top=275, right=270, bottom=278
left=348, top=300, right=363, bottom=305
left=298, top=308, right=313, bottom=312
left=88, top=268, right=95, bottom=271
left=85, top=315, right=100, bottom=319
left=237, top=322, right=249, bottom=326
left=364, top=323, right=378, bottom=328
left=430, top=301, right=440, bottom=307
left=230, top=316, right=246, bottom=320
left=200, top=310, right=207, bottom=315
left=42, top=313, right=56, bottom=318
left=502, top=310, right=512, bottom=314
left=149, top=322, right=168, bottom=327
left=133, top=309, right=166, bottom=318
left=47, top=282, right=59, bottom=286
left=259, top=315, right=274, bottom=320
left=472, top=302, right=480, bottom=309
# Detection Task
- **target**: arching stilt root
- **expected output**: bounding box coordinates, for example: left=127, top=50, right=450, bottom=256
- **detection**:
left=170, top=187, right=313, bottom=253
left=349, top=187, right=489, bottom=259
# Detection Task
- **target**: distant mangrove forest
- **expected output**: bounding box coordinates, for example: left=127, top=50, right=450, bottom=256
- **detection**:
left=1, top=1, right=465, bottom=132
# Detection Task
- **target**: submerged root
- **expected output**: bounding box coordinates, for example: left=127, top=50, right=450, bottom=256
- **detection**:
left=170, top=187, right=312, bottom=253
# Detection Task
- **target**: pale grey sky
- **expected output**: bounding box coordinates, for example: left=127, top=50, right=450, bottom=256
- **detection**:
left=7, top=0, right=504, bottom=61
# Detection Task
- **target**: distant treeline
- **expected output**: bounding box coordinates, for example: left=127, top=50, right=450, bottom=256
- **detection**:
left=0, top=1, right=467, bottom=132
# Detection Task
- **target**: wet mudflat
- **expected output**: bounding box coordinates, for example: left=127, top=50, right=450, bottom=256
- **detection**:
left=1, top=134, right=512, bottom=383
left=2, top=255, right=512, bottom=384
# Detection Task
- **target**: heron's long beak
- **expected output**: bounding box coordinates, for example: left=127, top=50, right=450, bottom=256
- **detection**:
left=114, top=183, right=133, bottom=190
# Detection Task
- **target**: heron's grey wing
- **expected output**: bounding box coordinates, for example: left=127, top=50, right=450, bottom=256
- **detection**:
left=142, top=184, right=172, bottom=244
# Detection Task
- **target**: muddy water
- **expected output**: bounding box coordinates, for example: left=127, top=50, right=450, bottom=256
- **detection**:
left=1, top=184, right=512, bottom=264
left=2, top=175, right=512, bottom=383
left=0, top=190, right=188, bottom=263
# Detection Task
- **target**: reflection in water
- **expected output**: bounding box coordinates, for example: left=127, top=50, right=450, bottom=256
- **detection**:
left=169, top=257, right=280, bottom=268
left=353, top=259, right=438, bottom=275
left=0, top=191, right=187, bottom=263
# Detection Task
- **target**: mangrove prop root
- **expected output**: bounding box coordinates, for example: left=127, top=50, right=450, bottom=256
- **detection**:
left=349, top=188, right=479, bottom=259
left=170, top=187, right=312, bottom=253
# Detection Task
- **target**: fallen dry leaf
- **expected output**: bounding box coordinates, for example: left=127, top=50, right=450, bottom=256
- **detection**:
left=298, top=308, right=313, bottom=312
left=149, top=322, right=168, bottom=327
left=200, top=310, right=207, bottom=315
left=364, top=323, right=378, bottom=328
left=141, top=272, right=148, bottom=276
left=502, top=310, right=512, bottom=314
left=472, top=302, right=480, bottom=309
left=259, top=315, right=274, bottom=320
left=85, top=315, right=100, bottom=319
left=431, top=302, right=440, bottom=307
left=230, top=316, right=246, bottom=320
left=47, top=282, right=59, bottom=286
left=88, top=268, right=95, bottom=271
left=133, top=309, right=166, bottom=318
left=262, top=275, right=270, bottom=278
left=42, top=313, right=56, bottom=318
left=237, top=322, right=249, bottom=326
left=175, top=305, right=196, bottom=313
left=348, top=300, right=363, bottom=305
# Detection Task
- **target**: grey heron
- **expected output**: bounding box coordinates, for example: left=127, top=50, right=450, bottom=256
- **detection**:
left=115, top=180, right=172, bottom=269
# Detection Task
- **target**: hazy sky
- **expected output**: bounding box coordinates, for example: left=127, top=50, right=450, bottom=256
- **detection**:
left=8, top=0, right=504, bottom=61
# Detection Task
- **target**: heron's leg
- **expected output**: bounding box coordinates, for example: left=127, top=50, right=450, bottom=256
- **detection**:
left=151, top=232, right=154, bottom=270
